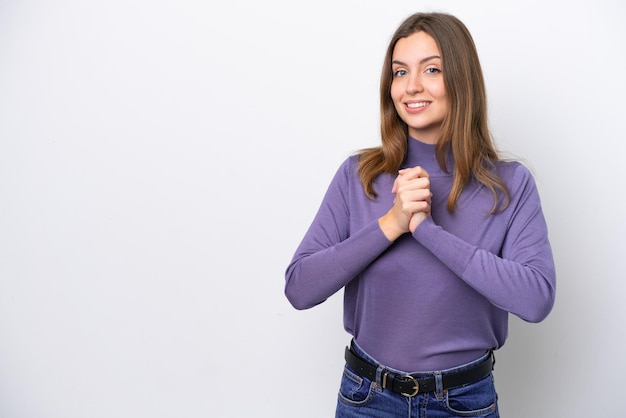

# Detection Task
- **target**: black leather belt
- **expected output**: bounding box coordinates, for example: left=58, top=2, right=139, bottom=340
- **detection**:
left=344, top=346, right=494, bottom=397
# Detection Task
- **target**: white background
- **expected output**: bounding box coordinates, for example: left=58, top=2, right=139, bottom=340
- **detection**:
left=1, top=0, right=625, bottom=417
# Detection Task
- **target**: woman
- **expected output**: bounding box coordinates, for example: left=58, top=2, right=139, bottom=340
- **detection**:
left=285, top=12, right=555, bottom=417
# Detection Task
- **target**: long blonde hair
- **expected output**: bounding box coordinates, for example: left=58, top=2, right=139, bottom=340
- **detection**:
left=358, top=12, right=509, bottom=213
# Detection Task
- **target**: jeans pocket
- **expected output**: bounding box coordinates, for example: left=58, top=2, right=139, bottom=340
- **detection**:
left=443, top=373, right=499, bottom=417
left=337, top=365, right=376, bottom=407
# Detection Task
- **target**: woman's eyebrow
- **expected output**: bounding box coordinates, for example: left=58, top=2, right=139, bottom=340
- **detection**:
left=391, top=55, right=441, bottom=66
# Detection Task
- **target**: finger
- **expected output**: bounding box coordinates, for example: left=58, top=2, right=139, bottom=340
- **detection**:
left=396, top=177, right=430, bottom=194
left=405, top=200, right=431, bottom=214
left=402, top=189, right=432, bottom=203
left=400, top=166, right=430, bottom=179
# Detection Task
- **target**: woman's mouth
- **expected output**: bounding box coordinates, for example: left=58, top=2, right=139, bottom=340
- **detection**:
left=406, top=101, right=430, bottom=109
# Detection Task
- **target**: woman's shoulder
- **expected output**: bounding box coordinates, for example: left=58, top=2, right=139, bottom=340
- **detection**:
left=323, top=153, right=361, bottom=190
left=495, top=159, right=532, bottom=176
left=494, top=159, right=538, bottom=191
left=335, top=153, right=361, bottom=175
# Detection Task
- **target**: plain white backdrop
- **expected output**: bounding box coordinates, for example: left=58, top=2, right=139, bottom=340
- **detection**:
left=1, top=0, right=625, bottom=417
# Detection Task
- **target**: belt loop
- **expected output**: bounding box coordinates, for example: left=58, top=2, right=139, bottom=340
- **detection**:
left=375, top=365, right=385, bottom=393
left=434, top=371, right=444, bottom=400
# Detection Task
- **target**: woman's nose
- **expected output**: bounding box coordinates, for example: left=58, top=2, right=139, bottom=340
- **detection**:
left=406, top=74, right=423, bottom=94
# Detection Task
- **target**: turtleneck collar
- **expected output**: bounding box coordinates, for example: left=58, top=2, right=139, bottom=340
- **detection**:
left=402, top=137, right=453, bottom=177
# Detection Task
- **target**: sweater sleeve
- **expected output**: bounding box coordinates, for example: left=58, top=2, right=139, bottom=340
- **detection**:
left=284, top=159, right=393, bottom=310
left=413, top=165, right=556, bottom=323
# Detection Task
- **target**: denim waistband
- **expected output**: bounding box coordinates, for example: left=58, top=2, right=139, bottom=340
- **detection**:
left=350, top=339, right=492, bottom=377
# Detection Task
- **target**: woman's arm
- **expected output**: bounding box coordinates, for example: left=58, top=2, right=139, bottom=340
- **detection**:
left=413, top=165, right=556, bottom=322
left=284, top=159, right=394, bottom=310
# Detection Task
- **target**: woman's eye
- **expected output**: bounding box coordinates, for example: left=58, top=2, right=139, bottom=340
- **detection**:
left=425, top=67, right=441, bottom=74
left=393, top=69, right=407, bottom=77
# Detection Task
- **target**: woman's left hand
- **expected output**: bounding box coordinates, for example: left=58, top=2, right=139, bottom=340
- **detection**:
left=392, top=166, right=432, bottom=234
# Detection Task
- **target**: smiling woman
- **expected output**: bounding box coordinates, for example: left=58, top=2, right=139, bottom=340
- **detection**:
left=285, top=12, right=556, bottom=418
left=390, top=32, right=448, bottom=145
left=1, top=1, right=625, bottom=417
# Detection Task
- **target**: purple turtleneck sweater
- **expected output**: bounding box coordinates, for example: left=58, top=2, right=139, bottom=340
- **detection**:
left=285, top=138, right=556, bottom=372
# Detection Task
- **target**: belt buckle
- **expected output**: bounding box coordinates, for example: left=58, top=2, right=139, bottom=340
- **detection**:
left=400, top=375, right=420, bottom=397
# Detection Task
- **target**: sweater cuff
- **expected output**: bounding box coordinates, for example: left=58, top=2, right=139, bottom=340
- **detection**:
left=334, top=219, right=393, bottom=274
left=412, top=217, right=476, bottom=276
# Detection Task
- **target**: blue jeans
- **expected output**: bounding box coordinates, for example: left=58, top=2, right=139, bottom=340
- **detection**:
left=335, top=341, right=499, bottom=418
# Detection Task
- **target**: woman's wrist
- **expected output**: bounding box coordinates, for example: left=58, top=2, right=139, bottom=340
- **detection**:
left=378, top=212, right=406, bottom=242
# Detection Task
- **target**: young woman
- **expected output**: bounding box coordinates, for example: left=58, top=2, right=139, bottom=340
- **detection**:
left=285, top=12, right=556, bottom=417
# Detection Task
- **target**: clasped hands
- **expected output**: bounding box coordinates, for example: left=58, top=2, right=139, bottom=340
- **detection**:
left=379, top=166, right=431, bottom=242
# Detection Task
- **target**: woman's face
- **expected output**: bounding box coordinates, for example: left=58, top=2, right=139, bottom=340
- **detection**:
left=390, top=31, right=449, bottom=144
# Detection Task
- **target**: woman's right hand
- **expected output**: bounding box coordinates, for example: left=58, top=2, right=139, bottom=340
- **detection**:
left=378, top=166, right=431, bottom=241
